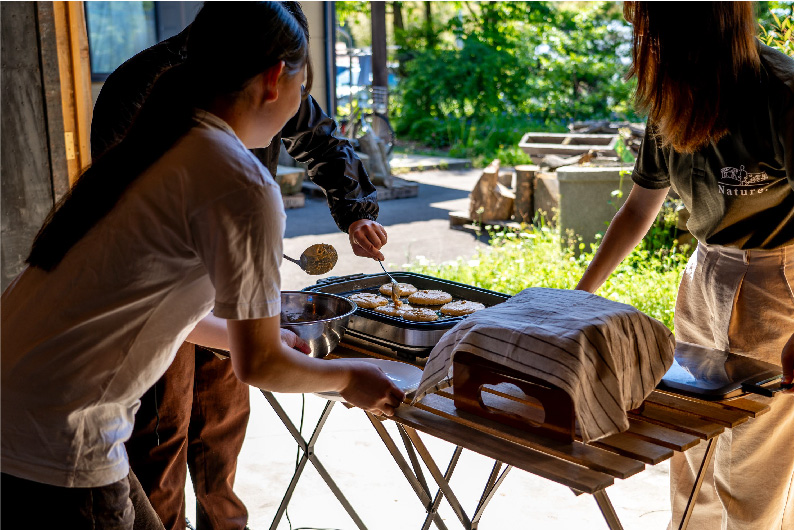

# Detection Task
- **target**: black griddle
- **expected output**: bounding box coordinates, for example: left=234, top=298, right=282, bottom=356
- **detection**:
left=303, top=272, right=511, bottom=361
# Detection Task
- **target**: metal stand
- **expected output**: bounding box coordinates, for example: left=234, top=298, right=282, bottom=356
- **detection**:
left=261, top=391, right=369, bottom=530
left=261, top=389, right=720, bottom=530
left=367, top=413, right=513, bottom=530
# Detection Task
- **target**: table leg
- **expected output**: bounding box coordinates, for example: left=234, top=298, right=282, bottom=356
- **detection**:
left=593, top=490, right=624, bottom=530
left=471, top=462, right=511, bottom=528
left=398, top=424, right=434, bottom=496
left=420, top=446, right=462, bottom=530
left=261, top=391, right=369, bottom=530
left=403, top=426, right=473, bottom=529
left=366, top=414, right=450, bottom=530
left=677, top=437, right=717, bottom=530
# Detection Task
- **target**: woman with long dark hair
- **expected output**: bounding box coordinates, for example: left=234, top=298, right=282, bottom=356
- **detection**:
left=576, top=2, right=792, bottom=528
left=0, top=3, right=402, bottom=528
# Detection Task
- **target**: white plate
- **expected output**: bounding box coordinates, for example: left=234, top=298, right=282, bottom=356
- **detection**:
left=314, top=358, right=423, bottom=402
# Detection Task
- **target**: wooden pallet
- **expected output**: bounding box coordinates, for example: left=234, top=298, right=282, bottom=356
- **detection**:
left=449, top=210, right=523, bottom=232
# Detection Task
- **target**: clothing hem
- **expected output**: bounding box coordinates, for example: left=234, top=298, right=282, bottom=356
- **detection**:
left=1, top=456, right=129, bottom=488
left=631, top=170, right=670, bottom=190
left=213, top=299, right=280, bottom=320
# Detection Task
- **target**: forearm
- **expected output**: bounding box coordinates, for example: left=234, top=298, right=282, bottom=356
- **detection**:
left=185, top=313, right=230, bottom=350
left=226, top=316, right=348, bottom=393
left=576, top=185, right=669, bottom=293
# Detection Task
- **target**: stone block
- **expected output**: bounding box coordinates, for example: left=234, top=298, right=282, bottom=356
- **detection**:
left=275, top=165, right=305, bottom=196
left=533, top=171, right=560, bottom=223
left=556, top=165, right=634, bottom=248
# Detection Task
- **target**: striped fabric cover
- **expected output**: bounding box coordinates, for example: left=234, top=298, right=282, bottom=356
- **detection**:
left=412, top=288, right=675, bottom=442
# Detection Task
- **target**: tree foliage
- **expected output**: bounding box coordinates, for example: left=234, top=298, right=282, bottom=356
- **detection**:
left=393, top=2, right=638, bottom=129
left=335, top=1, right=793, bottom=164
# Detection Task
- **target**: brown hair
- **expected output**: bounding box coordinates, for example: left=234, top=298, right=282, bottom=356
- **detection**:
left=624, top=1, right=761, bottom=153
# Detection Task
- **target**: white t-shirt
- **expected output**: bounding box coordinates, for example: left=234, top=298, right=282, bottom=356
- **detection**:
left=1, top=111, right=285, bottom=488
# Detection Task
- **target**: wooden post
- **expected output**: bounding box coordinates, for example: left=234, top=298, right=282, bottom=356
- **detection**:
left=52, top=1, right=92, bottom=184
left=370, top=1, right=388, bottom=138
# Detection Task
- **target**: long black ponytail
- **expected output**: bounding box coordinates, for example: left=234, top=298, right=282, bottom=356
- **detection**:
left=27, top=1, right=310, bottom=271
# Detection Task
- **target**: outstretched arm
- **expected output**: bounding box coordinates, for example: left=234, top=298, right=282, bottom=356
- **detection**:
left=576, top=184, right=670, bottom=293
left=226, top=315, right=404, bottom=416
left=186, top=312, right=311, bottom=355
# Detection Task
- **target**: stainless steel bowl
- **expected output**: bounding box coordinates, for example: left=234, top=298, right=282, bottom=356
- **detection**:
left=280, top=291, right=357, bottom=358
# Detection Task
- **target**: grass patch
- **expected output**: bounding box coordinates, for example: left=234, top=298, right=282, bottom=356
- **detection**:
left=405, top=215, right=692, bottom=332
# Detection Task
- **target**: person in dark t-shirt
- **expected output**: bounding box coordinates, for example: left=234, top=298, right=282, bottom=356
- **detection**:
left=575, top=3, right=792, bottom=530
left=90, top=4, right=390, bottom=530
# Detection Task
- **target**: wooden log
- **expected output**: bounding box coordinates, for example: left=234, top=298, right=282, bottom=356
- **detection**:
left=469, top=159, right=514, bottom=222
left=513, top=164, right=538, bottom=223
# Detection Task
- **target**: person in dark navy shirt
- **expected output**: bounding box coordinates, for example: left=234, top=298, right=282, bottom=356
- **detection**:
left=576, top=3, right=793, bottom=529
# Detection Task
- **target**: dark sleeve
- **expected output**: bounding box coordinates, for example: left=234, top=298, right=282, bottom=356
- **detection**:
left=631, top=121, right=672, bottom=190
left=90, top=30, right=189, bottom=160
left=280, top=95, right=378, bottom=233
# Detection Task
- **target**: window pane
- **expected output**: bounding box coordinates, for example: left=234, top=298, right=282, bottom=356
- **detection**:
left=85, top=1, right=157, bottom=77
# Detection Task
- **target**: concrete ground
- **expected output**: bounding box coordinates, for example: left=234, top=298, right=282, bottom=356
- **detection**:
left=184, top=167, right=672, bottom=530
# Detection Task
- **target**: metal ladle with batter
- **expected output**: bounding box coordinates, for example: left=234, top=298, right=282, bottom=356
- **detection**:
left=283, top=244, right=338, bottom=275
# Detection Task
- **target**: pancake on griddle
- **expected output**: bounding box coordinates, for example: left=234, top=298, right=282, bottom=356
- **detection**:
left=348, top=292, right=389, bottom=309
left=379, top=283, right=418, bottom=297
left=440, top=300, right=486, bottom=316
left=408, top=290, right=453, bottom=306
left=401, top=307, right=439, bottom=322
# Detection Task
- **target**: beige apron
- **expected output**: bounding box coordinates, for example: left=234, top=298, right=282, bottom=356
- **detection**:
left=670, top=242, right=794, bottom=530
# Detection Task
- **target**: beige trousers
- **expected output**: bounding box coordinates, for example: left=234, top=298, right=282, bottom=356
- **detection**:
left=670, top=243, right=794, bottom=530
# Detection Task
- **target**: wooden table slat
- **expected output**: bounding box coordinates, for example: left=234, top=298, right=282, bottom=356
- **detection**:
left=645, top=391, right=753, bottom=427
left=651, top=390, right=770, bottom=418
left=629, top=406, right=725, bottom=440
left=624, top=419, right=702, bottom=452
left=393, top=404, right=615, bottom=494
left=415, top=392, right=645, bottom=479
left=590, top=433, right=673, bottom=465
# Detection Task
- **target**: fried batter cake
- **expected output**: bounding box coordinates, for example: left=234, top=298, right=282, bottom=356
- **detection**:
left=407, top=290, right=453, bottom=306
left=401, top=307, right=439, bottom=322
left=440, top=300, right=486, bottom=316
left=373, top=302, right=412, bottom=317
left=378, top=283, right=418, bottom=297
left=348, top=292, right=389, bottom=309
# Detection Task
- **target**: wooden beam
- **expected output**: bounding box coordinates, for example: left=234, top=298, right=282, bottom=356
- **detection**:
left=67, top=1, right=92, bottom=173
left=52, top=1, right=92, bottom=185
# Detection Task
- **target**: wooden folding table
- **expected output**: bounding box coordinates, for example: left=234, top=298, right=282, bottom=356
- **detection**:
left=264, top=341, right=770, bottom=530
